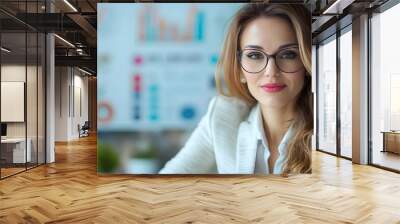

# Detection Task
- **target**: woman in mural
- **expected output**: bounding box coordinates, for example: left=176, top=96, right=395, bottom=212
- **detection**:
left=160, top=3, right=312, bottom=175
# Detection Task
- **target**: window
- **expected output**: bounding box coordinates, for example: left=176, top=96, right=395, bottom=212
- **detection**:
left=339, top=28, right=352, bottom=158
left=371, top=2, right=400, bottom=171
left=317, top=36, right=337, bottom=154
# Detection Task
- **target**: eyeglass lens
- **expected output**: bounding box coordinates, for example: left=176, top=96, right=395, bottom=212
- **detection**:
left=239, top=48, right=303, bottom=73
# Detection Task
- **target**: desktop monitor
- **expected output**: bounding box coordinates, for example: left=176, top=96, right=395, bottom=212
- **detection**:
left=1, top=123, right=7, bottom=137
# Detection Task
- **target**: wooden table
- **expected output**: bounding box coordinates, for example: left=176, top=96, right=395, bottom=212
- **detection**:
left=381, top=131, right=400, bottom=154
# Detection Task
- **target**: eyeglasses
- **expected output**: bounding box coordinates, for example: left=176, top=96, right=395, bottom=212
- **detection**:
left=237, top=46, right=303, bottom=74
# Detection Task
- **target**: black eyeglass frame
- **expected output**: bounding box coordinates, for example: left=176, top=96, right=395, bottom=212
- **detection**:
left=237, top=46, right=303, bottom=74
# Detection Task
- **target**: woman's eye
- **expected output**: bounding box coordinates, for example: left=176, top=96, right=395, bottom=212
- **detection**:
left=245, top=52, right=264, bottom=60
left=279, top=50, right=298, bottom=60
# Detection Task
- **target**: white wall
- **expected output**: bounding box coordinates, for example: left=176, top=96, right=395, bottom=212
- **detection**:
left=1, top=65, right=40, bottom=138
left=55, top=67, right=89, bottom=141
left=55, top=66, right=69, bottom=141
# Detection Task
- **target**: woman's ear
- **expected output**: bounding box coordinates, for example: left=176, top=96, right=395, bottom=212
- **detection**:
left=240, top=71, right=247, bottom=83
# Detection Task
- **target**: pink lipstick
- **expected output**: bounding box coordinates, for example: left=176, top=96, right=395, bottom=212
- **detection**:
left=261, top=83, right=287, bottom=93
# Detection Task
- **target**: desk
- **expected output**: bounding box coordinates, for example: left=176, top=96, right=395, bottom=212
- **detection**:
left=1, top=138, right=31, bottom=163
left=381, top=131, right=400, bottom=154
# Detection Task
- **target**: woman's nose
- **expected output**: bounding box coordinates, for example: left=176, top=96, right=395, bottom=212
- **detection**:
left=263, top=57, right=280, bottom=77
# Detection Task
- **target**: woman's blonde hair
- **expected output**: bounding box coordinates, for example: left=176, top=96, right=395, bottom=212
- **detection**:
left=216, top=3, right=312, bottom=174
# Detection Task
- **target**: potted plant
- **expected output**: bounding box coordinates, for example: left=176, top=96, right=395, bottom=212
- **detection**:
left=126, top=142, right=159, bottom=174
left=97, top=143, right=120, bottom=173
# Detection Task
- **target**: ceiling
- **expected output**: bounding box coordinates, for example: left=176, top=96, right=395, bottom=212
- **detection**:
left=0, top=0, right=393, bottom=75
left=0, top=0, right=97, bottom=74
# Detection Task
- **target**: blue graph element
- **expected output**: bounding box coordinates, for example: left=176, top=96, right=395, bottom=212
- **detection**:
left=149, top=114, right=159, bottom=121
left=134, top=92, right=141, bottom=99
left=149, top=85, right=158, bottom=92
left=210, top=54, right=218, bottom=65
left=180, top=106, right=196, bottom=120
left=145, top=14, right=154, bottom=41
left=195, top=12, right=204, bottom=41
left=148, top=84, right=159, bottom=122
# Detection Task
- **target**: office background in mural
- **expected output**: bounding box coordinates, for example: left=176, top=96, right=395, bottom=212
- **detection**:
left=97, top=3, right=243, bottom=174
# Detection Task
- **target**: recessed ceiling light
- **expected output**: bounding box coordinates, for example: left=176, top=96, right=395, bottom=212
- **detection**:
left=1, top=47, right=11, bottom=53
left=63, top=0, right=78, bottom=12
left=54, top=34, right=75, bottom=48
left=323, top=0, right=355, bottom=15
left=78, top=67, right=92, bottom=76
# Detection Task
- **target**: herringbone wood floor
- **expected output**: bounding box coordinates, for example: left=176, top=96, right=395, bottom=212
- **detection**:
left=0, top=135, right=400, bottom=224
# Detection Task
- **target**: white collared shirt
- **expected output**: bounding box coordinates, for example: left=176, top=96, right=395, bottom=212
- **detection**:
left=251, top=104, right=293, bottom=174
left=159, top=96, right=295, bottom=174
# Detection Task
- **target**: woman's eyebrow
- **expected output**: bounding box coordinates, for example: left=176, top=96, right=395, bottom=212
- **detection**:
left=278, top=43, right=298, bottom=50
left=243, top=43, right=298, bottom=50
left=243, top=45, right=263, bottom=50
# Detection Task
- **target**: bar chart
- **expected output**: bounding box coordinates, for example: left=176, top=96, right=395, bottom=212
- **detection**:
left=138, top=5, right=205, bottom=42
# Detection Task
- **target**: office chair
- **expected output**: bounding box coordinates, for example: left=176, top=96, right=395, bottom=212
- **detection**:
left=79, top=121, right=90, bottom=138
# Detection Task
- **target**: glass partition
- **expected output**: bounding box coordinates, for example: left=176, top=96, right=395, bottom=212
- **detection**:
left=1, top=31, right=28, bottom=178
left=317, top=35, right=337, bottom=155
left=0, top=1, right=46, bottom=179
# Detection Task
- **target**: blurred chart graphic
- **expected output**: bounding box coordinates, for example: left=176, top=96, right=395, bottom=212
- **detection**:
left=98, top=3, right=242, bottom=131
left=138, top=5, right=205, bottom=42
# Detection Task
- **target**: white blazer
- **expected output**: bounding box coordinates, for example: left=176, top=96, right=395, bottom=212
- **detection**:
left=159, top=95, right=292, bottom=174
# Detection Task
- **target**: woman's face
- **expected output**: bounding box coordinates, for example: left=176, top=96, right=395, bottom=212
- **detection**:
left=239, top=16, right=305, bottom=109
